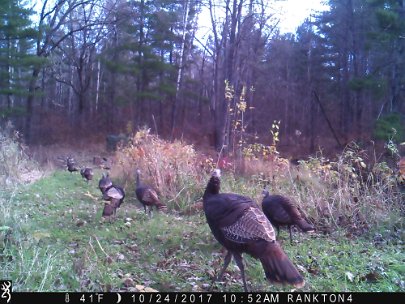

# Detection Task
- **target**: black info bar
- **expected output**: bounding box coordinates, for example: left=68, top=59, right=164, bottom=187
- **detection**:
left=2, top=291, right=403, bottom=304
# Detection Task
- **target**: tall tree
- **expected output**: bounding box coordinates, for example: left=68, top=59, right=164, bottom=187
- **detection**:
left=313, top=0, right=404, bottom=142
left=100, top=0, right=189, bottom=133
left=368, top=0, right=405, bottom=114
left=0, top=0, right=36, bottom=120
left=24, top=0, right=110, bottom=142
left=50, top=0, right=111, bottom=127
left=207, top=0, right=278, bottom=152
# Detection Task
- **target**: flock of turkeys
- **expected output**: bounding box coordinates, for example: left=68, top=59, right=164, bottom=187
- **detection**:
left=65, top=157, right=314, bottom=291
left=66, top=157, right=166, bottom=219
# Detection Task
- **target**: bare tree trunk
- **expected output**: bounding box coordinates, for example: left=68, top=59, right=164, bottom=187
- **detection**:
left=197, top=51, right=207, bottom=125
left=6, top=36, right=14, bottom=109
left=25, top=67, right=41, bottom=144
left=171, top=0, right=190, bottom=138
left=95, top=59, right=101, bottom=113
left=390, top=0, right=404, bottom=113
left=223, top=0, right=243, bottom=152
left=68, top=66, right=74, bottom=117
left=208, top=0, right=227, bottom=151
left=135, top=0, right=146, bottom=126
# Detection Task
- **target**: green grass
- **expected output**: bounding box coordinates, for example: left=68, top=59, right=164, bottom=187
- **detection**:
left=0, top=170, right=404, bottom=292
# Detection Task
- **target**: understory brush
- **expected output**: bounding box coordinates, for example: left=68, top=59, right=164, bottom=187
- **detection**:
left=1, top=128, right=403, bottom=292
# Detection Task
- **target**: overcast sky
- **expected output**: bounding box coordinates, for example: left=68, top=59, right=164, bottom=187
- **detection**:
left=274, top=0, right=329, bottom=33
left=196, top=0, right=329, bottom=41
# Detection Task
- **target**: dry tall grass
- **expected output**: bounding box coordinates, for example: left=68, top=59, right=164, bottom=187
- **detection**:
left=262, top=144, right=403, bottom=234
left=0, top=122, right=41, bottom=187
left=112, top=130, right=402, bottom=233
left=113, top=128, right=212, bottom=211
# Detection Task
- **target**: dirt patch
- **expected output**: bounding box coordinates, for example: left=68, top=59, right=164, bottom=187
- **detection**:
left=28, top=142, right=113, bottom=169
left=20, top=169, right=45, bottom=184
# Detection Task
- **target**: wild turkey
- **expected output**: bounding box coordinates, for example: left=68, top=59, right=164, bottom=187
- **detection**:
left=80, top=168, right=93, bottom=182
left=99, top=172, right=112, bottom=194
left=203, top=169, right=304, bottom=291
left=101, top=184, right=125, bottom=219
left=135, top=169, right=167, bottom=216
left=66, top=157, right=78, bottom=173
left=98, top=173, right=125, bottom=219
left=262, top=189, right=314, bottom=244
left=93, top=156, right=111, bottom=170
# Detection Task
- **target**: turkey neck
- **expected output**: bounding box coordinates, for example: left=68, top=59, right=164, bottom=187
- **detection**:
left=136, top=172, right=141, bottom=186
left=203, top=176, right=220, bottom=200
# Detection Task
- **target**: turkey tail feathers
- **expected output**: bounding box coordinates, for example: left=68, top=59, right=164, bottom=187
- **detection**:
left=259, top=242, right=305, bottom=288
left=296, top=219, right=315, bottom=233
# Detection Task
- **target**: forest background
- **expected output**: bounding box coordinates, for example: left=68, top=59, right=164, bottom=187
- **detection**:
left=1, top=0, right=404, bottom=159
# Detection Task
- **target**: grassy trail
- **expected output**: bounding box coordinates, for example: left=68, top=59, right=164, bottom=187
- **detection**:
left=0, top=170, right=404, bottom=292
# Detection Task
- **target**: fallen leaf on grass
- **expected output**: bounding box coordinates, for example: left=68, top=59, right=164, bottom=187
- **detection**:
left=116, top=253, right=125, bottom=261
left=296, top=265, right=307, bottom=273
left=76, top=219, right=86, bottom=227
left=123, top=277, right=135, bottom=287
left=155, top=235, right=165, bottom=242
left=133, top=284, right=159, bottom=292
left=345, top=271, right=354, bottom=282
left=361, top=271, right=380, bottom=282
left=112, top=239, right=125, bottom=245
left=83, top=192, right=98, bottom=200
left=32, top=231, right=51, bottom=241
left=104, top=256, right=113, bottom=264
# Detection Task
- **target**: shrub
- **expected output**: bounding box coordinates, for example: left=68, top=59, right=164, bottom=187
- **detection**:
left=113, top=128, right=211, bottom=212
left=235, top=141, right=402, bottom=234
left=0, top=122, right=39, bottom=188
left=112, top=128, right=402, bottom=233
left=290, top=143, right=403, bottom=233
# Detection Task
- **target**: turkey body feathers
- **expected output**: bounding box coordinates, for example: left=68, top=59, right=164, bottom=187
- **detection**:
left=135, top=170, right=167, bottom=215
left=103, top=185, right=125, bottom=201
left=204, top=193, right=276, bottom=245
left=98, top=173, right=125, bottom=218
left=262, top=192, right=314, bottom=243
left=66, top=158, right=78, bottom=173
left=203, top=170, right=304, bottom=291
left=80, top=168, right=93, bottom=181
left=262, top=195, right=302, bottom=225
left=101, top=185, right=125, bottom=217
left=99, top=173, right=112, bottom=194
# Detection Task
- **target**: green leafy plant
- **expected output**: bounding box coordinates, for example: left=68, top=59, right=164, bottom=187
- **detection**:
left=270, top=120, right=281, bottom=155
left=374, top=113, right=404, bottom=142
